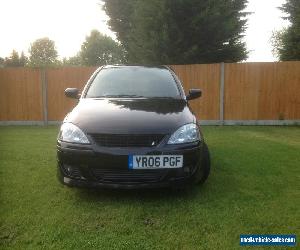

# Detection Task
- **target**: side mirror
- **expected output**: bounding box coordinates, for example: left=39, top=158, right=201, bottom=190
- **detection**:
left=186, top=89, right=202, bottom=101
left=65, top=88, right=79, bottom=99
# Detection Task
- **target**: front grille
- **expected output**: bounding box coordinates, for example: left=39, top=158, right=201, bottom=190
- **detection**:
left=89, top=134, right=165, bottom=147
left=92, top=169, right=166, bottom=183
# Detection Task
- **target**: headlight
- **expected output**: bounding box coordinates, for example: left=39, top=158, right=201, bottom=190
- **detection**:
left=168, top=123, right=200, bottom=144
left=58, top=123, right=90, bottom=144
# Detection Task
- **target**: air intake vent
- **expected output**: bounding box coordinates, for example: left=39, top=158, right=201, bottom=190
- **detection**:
left=92, top=169, right=166, bottom=183
left=89, top=134, right=165, bottom=147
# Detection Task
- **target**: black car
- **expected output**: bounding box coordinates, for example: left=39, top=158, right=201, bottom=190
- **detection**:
left=57, top=65, right=210, bottom=189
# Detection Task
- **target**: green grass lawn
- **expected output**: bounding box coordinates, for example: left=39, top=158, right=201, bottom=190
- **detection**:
left=0, top=126, right=299, bottom=249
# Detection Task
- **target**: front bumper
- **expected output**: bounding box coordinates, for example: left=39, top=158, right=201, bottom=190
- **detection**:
left=57, top=140, right=204, bottom=189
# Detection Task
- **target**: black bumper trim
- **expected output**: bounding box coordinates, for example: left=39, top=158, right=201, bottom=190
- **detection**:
left=57, top=141, right=203, bottom=189
left=61, top=175, right=188, bottom=189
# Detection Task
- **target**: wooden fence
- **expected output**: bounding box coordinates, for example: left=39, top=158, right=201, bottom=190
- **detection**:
left=0, top=62, right=300, bottom=125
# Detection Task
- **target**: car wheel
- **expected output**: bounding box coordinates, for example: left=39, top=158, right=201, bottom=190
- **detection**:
left=193, top=142, right=211, bottom=185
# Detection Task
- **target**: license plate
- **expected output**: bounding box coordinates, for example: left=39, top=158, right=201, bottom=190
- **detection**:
left=128, top=155, right=183, bottom=169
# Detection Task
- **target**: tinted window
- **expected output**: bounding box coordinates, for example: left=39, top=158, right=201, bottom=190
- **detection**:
left=85, top=67, right=180, bottom=98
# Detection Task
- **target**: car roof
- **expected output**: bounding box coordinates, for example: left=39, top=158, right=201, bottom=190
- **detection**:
left=101, top=65, right=170, bottom=70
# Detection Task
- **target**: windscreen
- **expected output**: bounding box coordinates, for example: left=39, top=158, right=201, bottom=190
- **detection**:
left=85, top=67, right=180, bottom=98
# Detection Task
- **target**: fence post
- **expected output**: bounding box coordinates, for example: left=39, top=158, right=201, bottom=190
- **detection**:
left=220, top=62, right=225, bottom=125
left=41, top=68, right=48, bottom=126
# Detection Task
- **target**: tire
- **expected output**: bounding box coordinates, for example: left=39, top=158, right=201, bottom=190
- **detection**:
left=193, top=142, right=211, bottom=185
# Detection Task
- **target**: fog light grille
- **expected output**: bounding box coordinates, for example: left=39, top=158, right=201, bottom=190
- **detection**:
left=62, top=164, right=81, bottom=179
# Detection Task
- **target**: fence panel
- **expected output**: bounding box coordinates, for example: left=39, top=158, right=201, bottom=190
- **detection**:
left=0, top=63, right=300, bottom=123
left=224, top=62, right=300, bottom=120
left=273, top=62, right=300, bottom=120
left=46, top=67, right=97, bottom=121
left=171, top=64, right=220, bottom=120
left=0, top=68, right=43, bottom=121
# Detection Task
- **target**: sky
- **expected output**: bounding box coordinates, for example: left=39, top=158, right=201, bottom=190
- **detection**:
left=0, top=0, right=289, bottom=62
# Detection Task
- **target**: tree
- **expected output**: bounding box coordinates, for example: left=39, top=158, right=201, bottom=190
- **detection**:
left=103, top=0, right=249, bottom=64
left=19, top=51, right=28, bottom=66
left=272, top=0, right=300, bottom=61
left=28, top=37, right=58, bottom=67
left=62, top=54, right=82, bottom=66
left=80, top=30, right=125, bottom=66
left=0, top=57, right=4, bottom=68
left=271, top=29, right=287, bottom=60
left=3, top=50, right=27, bottom=67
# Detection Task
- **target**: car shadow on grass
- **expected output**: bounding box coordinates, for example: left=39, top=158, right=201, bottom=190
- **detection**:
left=73, top=184, right=204, bottom=203
left=69, top=180, right=219, bottom=207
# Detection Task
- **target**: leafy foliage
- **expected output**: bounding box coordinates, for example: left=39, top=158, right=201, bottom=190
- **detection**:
left=28, top=38, right=59, bottom=67
left=62, top=54, right=82, bottom=66
left=103, top=0, right=249, bottom=64
left=19, top=52, right=28, bottom=66
left=3, top=50, right=28, bottom=67
left=80, top=30, right=126, bottom=66
left=271, top=29, right=287, bottom=59
left=0, top=57, right=4, bottom=68
left=273, top=0, right=300, bottom=61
